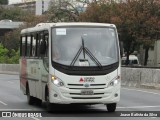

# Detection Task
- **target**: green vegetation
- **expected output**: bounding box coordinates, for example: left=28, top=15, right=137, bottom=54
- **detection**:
left=0, top=7, right=31, bottom=21
left=0, top=6, right=47, bottom=64
left=0, top=43, right=19, bottom=64
left=0, top=0, right=8, bottom=5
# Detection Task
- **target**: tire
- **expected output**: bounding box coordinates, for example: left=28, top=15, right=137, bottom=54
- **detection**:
left=35, top=98, right=42, bottom=106
left=106, top=103, right=117, bottom=112
left=26, top=86, right=35, bottom=105
left=46, top=94, right=53, bottom=112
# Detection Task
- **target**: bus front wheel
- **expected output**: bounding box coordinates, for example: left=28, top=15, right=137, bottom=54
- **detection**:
left=106, top=103, right=117, bottom=112
left=46, top=90, right=53, bottom=112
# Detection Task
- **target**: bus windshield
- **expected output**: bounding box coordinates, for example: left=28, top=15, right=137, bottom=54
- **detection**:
left=52, top=27, right=118, bottom=66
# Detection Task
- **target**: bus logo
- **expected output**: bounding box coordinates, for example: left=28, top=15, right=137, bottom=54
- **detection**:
left=79, top=77, right=95, bottom=83
left=79, top=78, right=84, bottom=82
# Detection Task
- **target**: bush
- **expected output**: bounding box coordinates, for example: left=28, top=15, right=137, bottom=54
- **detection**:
left=0, top=43, right=19, bottom=64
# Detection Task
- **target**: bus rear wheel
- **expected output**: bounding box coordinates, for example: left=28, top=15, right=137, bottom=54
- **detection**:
left=26, top=86, right=35, bottom=105
left=106, top=103, right=117, bottom=112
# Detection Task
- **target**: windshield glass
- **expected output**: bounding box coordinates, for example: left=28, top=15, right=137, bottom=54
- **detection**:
left=52, top=27, right=118, bottom=66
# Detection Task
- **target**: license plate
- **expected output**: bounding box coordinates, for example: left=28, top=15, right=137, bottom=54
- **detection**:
left=81, top=90, right=94, bottom=95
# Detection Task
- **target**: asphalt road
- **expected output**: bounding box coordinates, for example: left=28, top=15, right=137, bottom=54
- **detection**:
left=0, top=74, right=160, bottom=120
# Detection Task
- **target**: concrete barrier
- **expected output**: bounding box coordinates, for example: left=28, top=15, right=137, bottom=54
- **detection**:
left=0, top=64, right=19, bottom=74
left=121, top=67, right=160, bottom=89
left=0, top=64, right=160, bottom=89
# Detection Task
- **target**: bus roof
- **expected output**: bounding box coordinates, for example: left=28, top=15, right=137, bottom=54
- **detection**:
left=21, top=22, right=116, bottom=34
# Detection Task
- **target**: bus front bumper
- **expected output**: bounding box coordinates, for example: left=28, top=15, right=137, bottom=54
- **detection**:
left=49, top=85, right=120, bottom=104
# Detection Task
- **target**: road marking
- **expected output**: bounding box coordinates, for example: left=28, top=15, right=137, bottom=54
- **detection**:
left=122, top=88, right=160, bottom=96
left=117, top=105, right=160, bottom=109
left=0, top=109, right=32, bottom=111
left=31, top=117, right=41, bottom=120
left=0, top=101, right=7, bottom=106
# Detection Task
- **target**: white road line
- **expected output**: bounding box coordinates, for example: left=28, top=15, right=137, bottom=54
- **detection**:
left=117, top=106, right=160, bottom=109
left=31, top=117, right=41, bottom=120
left=0, top=101, right=7, bottom=106
left=0, top=109, right=32, bottom=111
left=122, top=88, right=160, bottom=96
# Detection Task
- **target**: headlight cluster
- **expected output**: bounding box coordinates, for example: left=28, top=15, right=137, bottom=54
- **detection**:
left=51, top=75, right=64, bottom=87
left=109, top=75, right=120, bottom=87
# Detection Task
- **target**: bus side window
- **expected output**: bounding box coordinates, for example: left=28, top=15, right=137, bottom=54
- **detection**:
left=30, top=35, right=33, bottom=57
left=31, top=33, right=40, bottom=57
left=43, top=33, right=49, bottom=71
left=37, top=33, right=41, bottom=57
left=45, top=34, right=49, bottom=57
left=26, top=36, right=31, bottom=57
left=40, top=32, right=48, bottom=56
left=21, top=36, right=26, bottom=57
left=32, top=34, right=37, bottom=57
left=40, top=33, right=45, bottom=55
left=40, top=31, right=48, bottom=57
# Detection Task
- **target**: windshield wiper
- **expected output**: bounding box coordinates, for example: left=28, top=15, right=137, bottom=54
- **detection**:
left=85, top=47, right=102, bottom=68
left=70, top=37, right=102, bottom=68
left=70, top=46, right=83, bottom=66
left=82, top=37, right=86, bottom=59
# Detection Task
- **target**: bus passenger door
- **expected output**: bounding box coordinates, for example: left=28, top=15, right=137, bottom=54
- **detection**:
left=39, top=33, right=49, bottom=101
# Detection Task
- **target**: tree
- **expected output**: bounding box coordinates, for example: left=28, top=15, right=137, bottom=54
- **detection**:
left=0, top=6, right=31, bottom=21
left=8, top=49, right=20, bottom=64
left=79, top=0, right=160, bottom=65
left=48, top=0, right=87, bottom=22
left=0, top=3, right=49, bottom=64
left=2, top=28, right=20, bottom=52
left=0, top=43, right=9, bottom=63
left=0, top=43, right=19, bottom=64
left=0, top=0, right=8, bottom=5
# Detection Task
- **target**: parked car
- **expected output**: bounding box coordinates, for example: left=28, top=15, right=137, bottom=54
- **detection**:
left=122, top=55, right=140, bottom=66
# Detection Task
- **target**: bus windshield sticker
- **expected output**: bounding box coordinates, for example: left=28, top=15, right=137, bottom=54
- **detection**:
left=56, top=28, right=66, bottom=35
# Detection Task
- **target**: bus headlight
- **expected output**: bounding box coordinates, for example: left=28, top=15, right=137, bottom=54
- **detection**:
left=51, top=75, right=64, bottom=87
left=109, top=76, right=120, bottom=87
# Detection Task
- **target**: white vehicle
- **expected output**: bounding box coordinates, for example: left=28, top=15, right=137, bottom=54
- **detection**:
left=20, top=22, right=121, bottom=112
left=122, top=55, right=140, bottom=66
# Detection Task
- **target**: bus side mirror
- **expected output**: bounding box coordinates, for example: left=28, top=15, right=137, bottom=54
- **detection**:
left=40, top=40, right=46, bottom=55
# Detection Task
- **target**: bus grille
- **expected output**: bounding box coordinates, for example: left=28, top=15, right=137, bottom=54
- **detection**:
left=65, top=83, right=107, bottom=100
left=67, top=84, right=106, bottom=89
